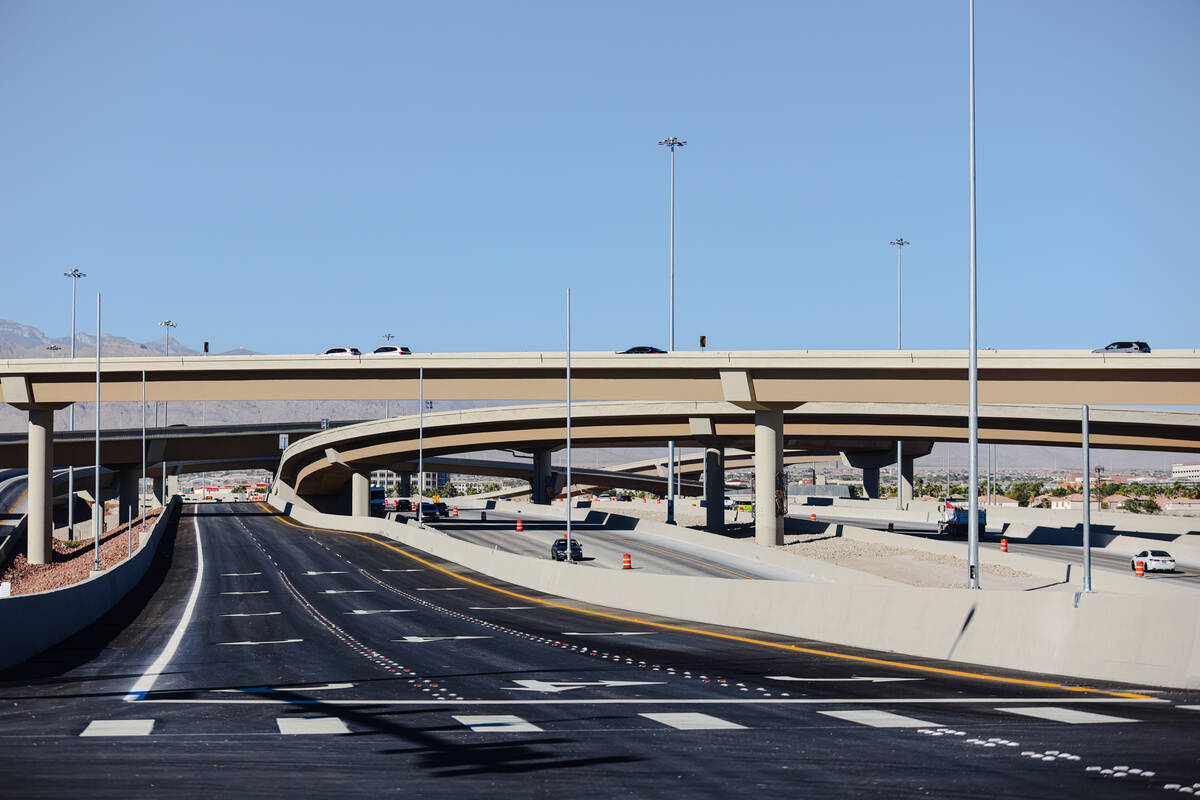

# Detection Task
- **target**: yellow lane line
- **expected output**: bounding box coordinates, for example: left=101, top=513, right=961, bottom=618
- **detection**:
left=254, top=502, right=1156, bottom=701
left=6, top=488, right=28, bottom=514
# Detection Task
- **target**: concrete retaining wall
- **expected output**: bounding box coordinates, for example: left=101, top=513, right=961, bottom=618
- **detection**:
left=273, top=496, right=1200, bottom=689
left=0, top=497, right=182, bottom=672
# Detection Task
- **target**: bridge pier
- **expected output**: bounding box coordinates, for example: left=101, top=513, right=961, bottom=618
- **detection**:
left=531, top=449, right=552, bottom=505
left=118, top=466, right=141, bottom=522
left=27, top=408, right=54, bottom=565
left=399, top=471, right=412, bottom=498
left=899, top=454, right=915, bottom=507
left=350, top=471, right=370, bottom=517
left=704, top=444, right=724, bottom=533
left=862, top=467, right=881, bottom=499
left=754, top=409, right=785, bottom=546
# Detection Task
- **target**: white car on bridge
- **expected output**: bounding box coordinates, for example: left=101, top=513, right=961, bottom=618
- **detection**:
left=1130, top=549, right=1175, bottom=573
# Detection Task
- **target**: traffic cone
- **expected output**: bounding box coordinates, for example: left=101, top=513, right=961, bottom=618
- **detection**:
left=622, top=553, right=632, bottom=569
left=516, top=519, right=524, bottom=532
left=810, top=513, right=816, bottom=521
left=1135, top=560, right=1145, bottom=577
left=452, top=507, right=459, bottom=517
left=1000, top=538, right=1008, bottom=552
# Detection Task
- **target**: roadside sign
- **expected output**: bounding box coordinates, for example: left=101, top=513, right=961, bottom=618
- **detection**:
left=321, top=418, right=330, bottom=430
left=279, top=434, right=289, bottom=450
left=432, top=494, right=440, bottom=503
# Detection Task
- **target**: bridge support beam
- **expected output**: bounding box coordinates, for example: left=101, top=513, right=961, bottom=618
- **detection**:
left=754, top=409, right=785, bottom=546
left=531, top=449, right=552, bottom=505
left=704, top=444, right=724, bottom=533
left=118, top=466, right=141, bottom=523
left=899, top=455, right=915, bottom=508
left=399, top=472, right=412, bottom=498
left=350, top=471, right=370, bottom=517
left=861, top=467, right=881, bottom=499
left=27, top=408, right=54, bottom=565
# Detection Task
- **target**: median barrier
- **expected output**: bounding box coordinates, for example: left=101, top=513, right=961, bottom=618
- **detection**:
left=0, top=497, right=182, bottom=672
left=271, top=497, right=1200, bottom=689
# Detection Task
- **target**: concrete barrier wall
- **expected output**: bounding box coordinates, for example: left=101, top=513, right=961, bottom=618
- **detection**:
left=0, top=497, right=182, bottom=672
left=274, top=498, right=1200, bottom=689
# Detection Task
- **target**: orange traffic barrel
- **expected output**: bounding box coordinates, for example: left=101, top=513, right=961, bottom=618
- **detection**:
left=1000, top=538, right=1008, bottom=552
left=1135, top=560, right=1145, bottom=577
left=452, top=507, right=459, bottom=517
left=810, top=513, right=816, bottom=521
left=516, top=519, right=524, bottom=532
left=622, top=553, right=632, bottom=569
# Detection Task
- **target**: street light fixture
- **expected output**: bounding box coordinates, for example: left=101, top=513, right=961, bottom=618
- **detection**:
left=890, top=237, right=910, bottom=510
left=658, top=136, right=686, bottom=525
left=64, top=268, right=86, bottom=541
left=45, top=344, right=62, bottom=356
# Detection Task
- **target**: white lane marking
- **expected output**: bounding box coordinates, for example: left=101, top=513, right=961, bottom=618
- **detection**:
left=132, top=696, right=1169, bottom=707
left=216, top=683, right=354, bottom=693
left=562, top=631, right=657, bottom=637
left=819, top=710, right=937, bottom=728
left=469, top=606, right=537, bottom=610
left=416, top=587, right=466, bottom=591
left=996, top=707, right=1138, bottom=724
left=394, top=636, right=493, bottom=643
left=216, top=639, right=305, bottom=646
left=303, top=571, right=347, bottom=576
left=507, top=679, right=666, bottom=693
left=382, top=569, right=423, bottom=572
left=220, top=612, right=282, bottom=617
left=277, top=717, right=350, bottom=735
left=1177, top=705, right=1200, bottom=711
left=347, top=609, right=415, bottom=615
left=125, top=516, right=205, bottom=701
left=81, top=719, right=155, bottom=736
left=221, top=590, right=270, bottom=595
left=318, top=589, right=373, bottom=594
left=641, top=712, right=746, bottom=731
left=765, top=676, right=921, bottom=683
left=453, top=715, right=543, bottom=732
left=221, top=572, right=261, bottom=576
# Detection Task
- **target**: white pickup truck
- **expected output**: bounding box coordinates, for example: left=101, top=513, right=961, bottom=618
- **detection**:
left=936, top=500, right=986, bottom=536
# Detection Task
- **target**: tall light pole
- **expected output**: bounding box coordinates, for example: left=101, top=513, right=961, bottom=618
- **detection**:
left=967, top=0, right=981, bottom=589
left=891, top=237, right=910, bottom=510
left=158, top=320, right=176, bottom=428
left=382, top=333, right=395, bottom=418
left=64, top=268, right=86, bottom=540
left=565, top=288, right=573, bottom=557
left=659, top=136, right=686, bottom=525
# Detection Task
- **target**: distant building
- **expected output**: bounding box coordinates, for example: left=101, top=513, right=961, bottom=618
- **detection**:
left=1171, top=463, right=1200, bottom=484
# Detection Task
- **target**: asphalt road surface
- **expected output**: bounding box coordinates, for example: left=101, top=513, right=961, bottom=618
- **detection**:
left=1, top=501, right=1198, bottom=798
left=412, top=506, right=814, bottom=581
left=797, top=511, right=1200, bottom=588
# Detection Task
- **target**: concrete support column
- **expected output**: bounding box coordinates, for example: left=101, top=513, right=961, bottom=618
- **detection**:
left=118, top=466, right=140, bottom=522
left=399, top=472, right=412, bottom=497
left=27, top=408, right=54, bottom=565
left=704, top=444, right=724, bottom=533
left=754, top=409, right=785, bottom=547
left=151, top=475, right=165, bottom=507
left=350, top=471, right=370, bottom=517
left=862, top=467, right=881, bottom=499
left=900, top=455, right=915, bottom=508
left=531, top=449, right=552, bottom=505
left=166, top=474, right=180, bottom=498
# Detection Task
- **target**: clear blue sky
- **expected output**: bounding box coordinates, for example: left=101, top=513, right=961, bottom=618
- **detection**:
left=2, top=0, right=1196, bottom=355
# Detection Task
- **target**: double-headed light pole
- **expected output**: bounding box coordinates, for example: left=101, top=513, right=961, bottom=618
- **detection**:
left=658, top=136, right=685, bottom=524
left=890, top=237, right=909, bottom=510
left=64, top=268, right=86, bottom=540
left=158, top=320, right=176, bottom=427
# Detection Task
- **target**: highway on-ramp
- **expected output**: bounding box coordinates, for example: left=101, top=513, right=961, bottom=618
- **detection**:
left=1, top=502, right=1198, bottom=797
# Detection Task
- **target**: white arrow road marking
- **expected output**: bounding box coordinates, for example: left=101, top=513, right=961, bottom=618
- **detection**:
left=347, top=609, right=415, bottom=615
left=506, top=680, right=666, bottom=693
left=221, top=590, right=269, bottom=595
left=216, top=683, right=355, bottom=693
left=764, top=676, right=922, bottom=683
left=469, top=606, right=536, bottom=610
left=220, top=612, right=282, bottom=617
left=216, top=639, right=304, bottom=646
left=221, top=572, right=261, bottom=576
left=393, top=636, right=493, bottom=643
left=562, top=631, right=657, bottom=637
left=303, top=571, right=347, bottom=576
left=318, top=590, right=374, bottom=594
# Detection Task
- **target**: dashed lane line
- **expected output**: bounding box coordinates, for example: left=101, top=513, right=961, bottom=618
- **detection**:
left=216, top=639, right=305, bottom=646
left=131, top=696, right=1161, bottom=707
left=453, top=715, right=542, bottom=732
left=820, top=709, right=937, bottom=728
left=80, top=720, right=155, bottom=737
left=996, top=707, right=1138, bottom=724
left=254, top=503, right=1159, bottom=702
left=277, top=717, right=350, bottom=735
